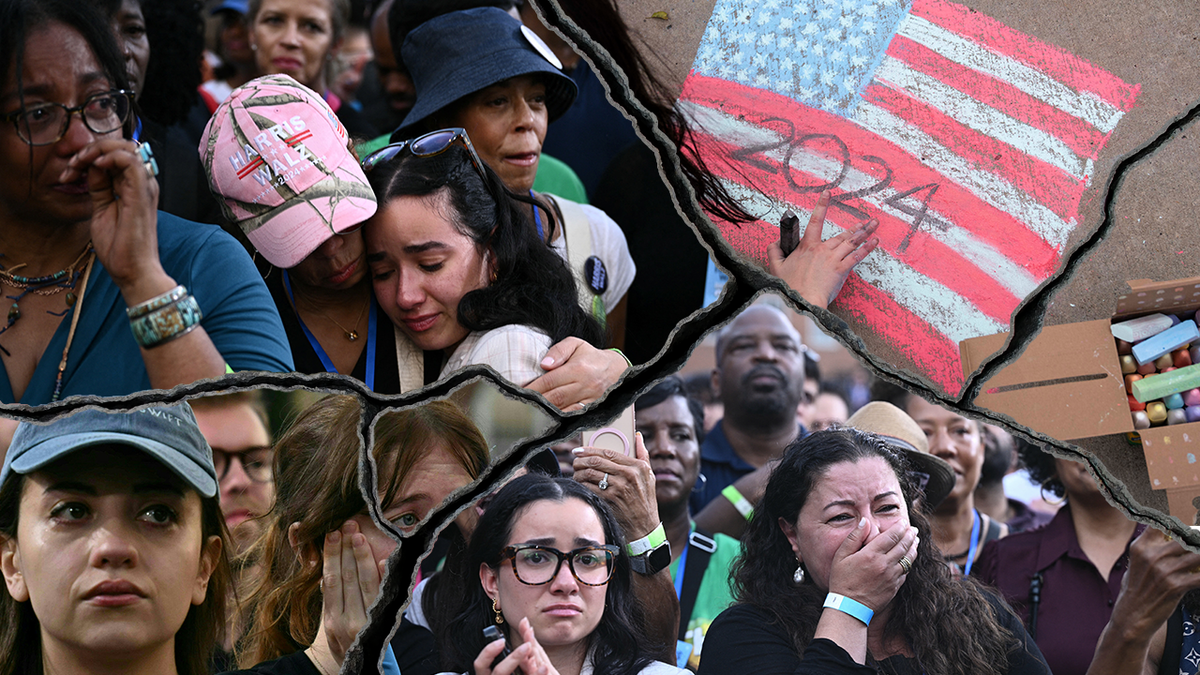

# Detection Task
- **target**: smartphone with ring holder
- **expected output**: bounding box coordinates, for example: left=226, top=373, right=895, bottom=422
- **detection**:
left=583, top=405, right=635, bottom=456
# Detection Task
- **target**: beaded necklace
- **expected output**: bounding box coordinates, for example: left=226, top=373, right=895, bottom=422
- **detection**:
left=0, top=243, right=94, bottom=351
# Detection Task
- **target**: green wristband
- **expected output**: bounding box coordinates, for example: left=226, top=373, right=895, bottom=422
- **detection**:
left=722, top=484, right=754, bottom=520
left=625, top=522, right=666, bottom=556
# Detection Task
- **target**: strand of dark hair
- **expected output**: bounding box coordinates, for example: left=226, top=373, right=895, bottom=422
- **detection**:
left=534, top=0, right=756, bottom=226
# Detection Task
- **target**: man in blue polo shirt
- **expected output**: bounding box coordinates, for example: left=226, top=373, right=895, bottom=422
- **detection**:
left=689, top=304, right=808, bottom=528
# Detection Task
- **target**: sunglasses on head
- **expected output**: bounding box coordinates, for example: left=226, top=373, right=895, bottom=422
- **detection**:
left=361, top=128, right=495, bottom=197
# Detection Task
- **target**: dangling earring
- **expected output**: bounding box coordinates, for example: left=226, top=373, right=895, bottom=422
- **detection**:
left=694, top=473, right=707, bottom=494
left=793, top=560, right=806, bottom=585
left=492, top=597, right=504, bottom=624
left=1040, top=481, right=1067, bottom=507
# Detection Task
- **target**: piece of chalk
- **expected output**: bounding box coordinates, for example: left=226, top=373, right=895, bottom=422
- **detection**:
left=1117, top=339, right=1133, bottom=355
left=1133, top=363, right=1200, bottom=402
left=1133, top=410, right=1151, bottom=429
left=1166, top=393, right=1185, bottom=409
left=1125, top=373, right=1143, bottom=390
left=1156, top=354, right=1175, bottom=371
left=1175, top=349, right=1193, bottom=369
left=1191, top=345, right=1200, bottom=364
left=1188, top=406, right=1200, bottom=423
left=1133, top=320, right=1200, bottom=365
left=1138, top=361, right=1158, bottom=375
left=1147, top=401, right=1168, bottom=423
left=1128, top=394, right=1146, bottom=412
left=1169, top=409, right=1188, bottom=425
left=1112, top=313, right=1178, bottom=342
left=1120, top=355, right=1137, bottom=374
left=1185, top=388, right=1200, bottom=407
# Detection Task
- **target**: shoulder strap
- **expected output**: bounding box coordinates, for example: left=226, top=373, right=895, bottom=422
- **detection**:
left=982, top=513, right=1004, bottom=544
left=542, top=193, right=605, bottom=321
left=393, top=323, right=424, bottom=392
left=678, top=529, right=717, bottom=642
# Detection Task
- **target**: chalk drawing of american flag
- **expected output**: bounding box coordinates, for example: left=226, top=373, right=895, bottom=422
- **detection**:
left=680, top=0, right=1139, bottom=394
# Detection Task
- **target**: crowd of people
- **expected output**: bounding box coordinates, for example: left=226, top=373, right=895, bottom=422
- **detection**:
left=1, top=0, right=1198, bottom=673
left=3, top=302, right=1200, bottom=675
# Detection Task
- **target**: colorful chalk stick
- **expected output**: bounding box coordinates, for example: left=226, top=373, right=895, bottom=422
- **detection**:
left=1147, top=401, right=1168, bottom=423
left=1133, top=364, right=1200, bottom=402
left=1133, top=410, right=1151, bottom=429
left=1129, top=394, right=1146, bottom=412
left=1133, top=320, right=1200, bottom=365
left=1112, top=313, right=1178, bottom=342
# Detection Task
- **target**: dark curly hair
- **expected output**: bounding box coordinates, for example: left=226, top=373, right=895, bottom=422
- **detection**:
left=437, top=473, right=660, bottom=675
left=731, top=428, right=1020, bottom=675
left=365, top=139, right=604, bottom=347
left=1015, top=437, right=1062, bottom=499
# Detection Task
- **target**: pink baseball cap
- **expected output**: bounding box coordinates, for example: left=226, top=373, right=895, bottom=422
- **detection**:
left=200, top=74, right=377, bottom=269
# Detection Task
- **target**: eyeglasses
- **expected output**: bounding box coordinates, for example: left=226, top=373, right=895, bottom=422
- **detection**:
left=212, top=447, right=273, bottom=483
left=499, top=544, right=620, bottom=586
left=0, top=90, right=132, bottom=146
left=361, top=127, right=496, bottom=199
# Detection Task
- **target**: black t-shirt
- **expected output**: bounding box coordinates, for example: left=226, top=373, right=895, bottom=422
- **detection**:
left=221, top=650, right=319, bottom=675
left=220, top=619, right=439, bottom=675
left=260, top=260, right=403, bottom=394
left=698, top=590, right=1051, bottom=675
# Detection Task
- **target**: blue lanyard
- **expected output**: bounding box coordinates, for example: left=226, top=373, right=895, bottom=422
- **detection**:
left=672, top=524, right=693, bottom=599
left=963, top=510, right=982, bottom=577
left=673, top=543, right=689, bottom=599
left=281, top=270, right=376, bottom=389
left=529, top=190, right=544, bottom=240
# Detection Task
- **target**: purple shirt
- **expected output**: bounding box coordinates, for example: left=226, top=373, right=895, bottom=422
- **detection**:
left=973, top=503, right=1144, bottom=675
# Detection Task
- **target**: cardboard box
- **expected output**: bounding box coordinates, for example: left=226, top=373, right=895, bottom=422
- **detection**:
left=1164, top=485, right=1200, bottom=523
left=960, top=277, right=1200, bottom=491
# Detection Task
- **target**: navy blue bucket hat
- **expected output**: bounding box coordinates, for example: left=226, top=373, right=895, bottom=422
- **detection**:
left=391, top=7, right=577, bottom=141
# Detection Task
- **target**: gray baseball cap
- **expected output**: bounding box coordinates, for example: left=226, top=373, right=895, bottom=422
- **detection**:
left=1, top=405, right=218, bottom=498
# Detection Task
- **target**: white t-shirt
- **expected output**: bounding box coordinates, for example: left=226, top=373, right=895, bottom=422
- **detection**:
left=547, top=198, right=636, bottom=315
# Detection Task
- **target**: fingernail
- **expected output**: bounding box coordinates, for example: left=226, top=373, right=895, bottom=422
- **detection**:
left=353, top=533, right=366, bottom=547
left=329, top=531, right=340, bottom=544
left=858, top=517, right=867, bottom=528
left=541, top=355, right=556, bottom=367
left=571, top=447, right=586, bottom=455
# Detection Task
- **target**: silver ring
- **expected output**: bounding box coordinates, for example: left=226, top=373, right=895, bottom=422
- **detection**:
left=598, top=473, right=609, bottom=490
left=898, top=556, right=912, bottom=575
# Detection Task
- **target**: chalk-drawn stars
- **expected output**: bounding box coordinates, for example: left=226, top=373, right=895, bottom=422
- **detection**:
left=692, top=0, right=909, bottom=115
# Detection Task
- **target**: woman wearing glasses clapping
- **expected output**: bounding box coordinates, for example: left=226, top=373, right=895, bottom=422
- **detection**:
left=0, top=0, right=291, bottom=405
left=361, top=129, right=603, bottom=387
left=436, top=472, right=685, bottom=675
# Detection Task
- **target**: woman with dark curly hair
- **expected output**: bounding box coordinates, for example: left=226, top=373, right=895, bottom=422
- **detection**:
left=973, top=441, right=1143, bottom=675
left=363, top=129, right=604, bottom=385
left=437, top=472, right=684, bottom=675
left=698, top=428, right=1050, bottom=675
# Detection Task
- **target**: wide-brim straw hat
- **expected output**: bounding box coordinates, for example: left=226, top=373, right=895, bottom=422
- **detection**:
left=846, top=401, right=956, bottom=509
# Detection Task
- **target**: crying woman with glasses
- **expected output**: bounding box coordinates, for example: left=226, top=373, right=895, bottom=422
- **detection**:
left=435, top=472, right=686, bottom=675
left=0, top=0, right=291, bottom=406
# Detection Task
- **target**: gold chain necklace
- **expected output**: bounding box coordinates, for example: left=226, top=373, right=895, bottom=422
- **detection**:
left=298, top=294, right=367, bottom=341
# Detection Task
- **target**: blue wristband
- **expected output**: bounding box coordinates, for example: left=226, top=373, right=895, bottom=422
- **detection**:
left=823, top=592, right=874, bottom=626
